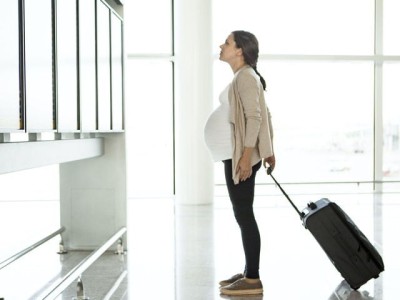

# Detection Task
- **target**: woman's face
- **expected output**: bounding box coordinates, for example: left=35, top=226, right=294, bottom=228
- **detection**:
left=219, top=33, right=242, bottom=64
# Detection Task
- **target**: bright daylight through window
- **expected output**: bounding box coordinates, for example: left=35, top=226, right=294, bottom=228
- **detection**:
left=124, top=0, right=400, bottom=197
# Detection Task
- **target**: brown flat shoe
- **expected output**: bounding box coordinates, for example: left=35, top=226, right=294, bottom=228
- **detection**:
left=220, top=278, right=263, bottom=296
left=219, top=273, right=244, bottom=287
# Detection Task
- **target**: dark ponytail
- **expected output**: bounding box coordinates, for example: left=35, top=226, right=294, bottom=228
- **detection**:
left=232, top=30, right=266, bottom=91
left=253, top=66, right=266, bottom=91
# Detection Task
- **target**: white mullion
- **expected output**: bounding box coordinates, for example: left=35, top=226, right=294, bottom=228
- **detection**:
left=373, top=5, right=384, bottom=298
left=374, top=0, right=384, bottom=190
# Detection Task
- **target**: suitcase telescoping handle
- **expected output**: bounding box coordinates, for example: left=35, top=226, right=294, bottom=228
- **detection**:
left=266, top=167, right=304, bottom=219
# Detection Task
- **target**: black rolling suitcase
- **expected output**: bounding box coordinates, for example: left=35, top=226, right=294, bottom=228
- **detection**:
left=267, top=168, right=384, bottom=290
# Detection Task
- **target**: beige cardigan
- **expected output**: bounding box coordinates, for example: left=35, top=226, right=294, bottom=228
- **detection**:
left=229, top=66, right=274, bottom=184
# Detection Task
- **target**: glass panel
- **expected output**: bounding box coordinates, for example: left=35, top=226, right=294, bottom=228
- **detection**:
left=124, top=0, right=172, bottom=54
left=262, top=60, right=374, bottom=183
left=125, top=60, right=173, bottom=197
left=383, top=0, right=400, bottom=55
left=56, top=0, right=78, bottom=132
left=79, top=0, right=97, bottom=131
left=382, top=63, right=400, bottom=181
left=97, top=0, right=111, bottom=131
left=24, top=0, right=54, bottom=131
left=111, top=13, right=124, bottom=130
left=213, top=60, right=374, bottom=184
left=0, top=2, right=20, bottom=130
left=213, top=0, right=374, bottom=55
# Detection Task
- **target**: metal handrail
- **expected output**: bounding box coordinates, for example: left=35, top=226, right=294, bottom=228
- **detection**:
left=0, top=227, right=65, bottom=271
left=103, top=269, right=128, bottom=300
left=40, top=227, right=127, bottom=300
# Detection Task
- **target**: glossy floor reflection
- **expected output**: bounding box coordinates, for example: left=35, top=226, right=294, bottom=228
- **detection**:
left=0, top=191, right=398, bottom=299
left=128, top=192, right=397, bottom=300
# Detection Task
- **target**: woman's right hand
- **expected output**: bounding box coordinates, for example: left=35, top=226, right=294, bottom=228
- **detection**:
left=263, top=154, right=275, bottom=171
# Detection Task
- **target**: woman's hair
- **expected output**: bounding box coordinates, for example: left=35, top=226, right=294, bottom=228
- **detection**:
left=232, top=30, right=266, bottom=91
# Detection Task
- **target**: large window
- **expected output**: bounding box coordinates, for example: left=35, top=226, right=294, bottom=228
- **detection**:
left=383, top=0, right=400, bottom=55
left=382, top=0, right=400, bottom=184
left=213, top=60, right=375, bottom=185
left=125, top=0, right=400, bottom=196
left=212, top=0, right=375, bottom=55
left=263, top=61, right=374, bottom=183
left=124, top=0, right=173, bottom=198
left=124, top=60, right=174, bottom=197
left=125, top=0, right=172, bottom=54
left=212, top=0, right=399, bottom=190
left=382, top=63, right=400, bottom=182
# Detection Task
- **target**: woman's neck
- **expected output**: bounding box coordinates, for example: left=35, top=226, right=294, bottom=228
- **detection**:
left=231, top=61, right=247, bottom=73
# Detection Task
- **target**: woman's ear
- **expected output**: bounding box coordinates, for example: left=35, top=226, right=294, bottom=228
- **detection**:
left=236, top=47, right=243, bottom=57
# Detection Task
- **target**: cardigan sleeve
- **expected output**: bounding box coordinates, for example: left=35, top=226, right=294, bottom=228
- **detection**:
left=236, top=71, right=262, bottom=148
left=266, top=105, right=274, bottom=140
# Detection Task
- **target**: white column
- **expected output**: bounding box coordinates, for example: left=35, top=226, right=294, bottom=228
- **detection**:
left=174, top=0, right=214, bottom=205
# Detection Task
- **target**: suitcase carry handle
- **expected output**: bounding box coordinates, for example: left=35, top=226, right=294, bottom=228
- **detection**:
left=266, top=167, right=304, bottom=219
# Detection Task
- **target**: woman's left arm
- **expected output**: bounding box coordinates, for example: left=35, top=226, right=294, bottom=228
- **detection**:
left=236, top=72, right=262, bottom=181
left=237, top=73, right=262, bottom=148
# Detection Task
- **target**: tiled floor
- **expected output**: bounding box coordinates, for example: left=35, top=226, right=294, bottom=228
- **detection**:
left=0, top=190, right=399, bottom=299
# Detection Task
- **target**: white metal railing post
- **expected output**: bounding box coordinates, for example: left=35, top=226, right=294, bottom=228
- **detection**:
left=75, top=276, right=89, bottom=300
left=57, top=240, right=68, bottom=254
left=114, top=238, right=125, bottom=255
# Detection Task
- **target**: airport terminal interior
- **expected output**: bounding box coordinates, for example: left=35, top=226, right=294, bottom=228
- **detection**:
left=1, top=0, right=400, bottom=299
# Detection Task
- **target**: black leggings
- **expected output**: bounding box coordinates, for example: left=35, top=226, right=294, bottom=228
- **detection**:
left=223, top=159, right=262, bottom=279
